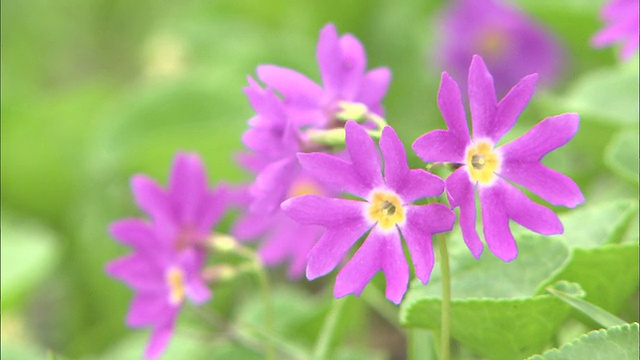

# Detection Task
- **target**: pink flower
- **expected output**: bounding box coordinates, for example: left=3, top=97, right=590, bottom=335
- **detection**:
left=107, top=220, right=210, bottom=359
left=413, top=55, right=585, bottom=261
left=592, top=0, right=639, bottom=60
left=283, top=121, right=455, bottom=304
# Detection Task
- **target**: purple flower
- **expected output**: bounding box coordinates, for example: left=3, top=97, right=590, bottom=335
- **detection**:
left=435, top=0, right=564, bottom=97
left=130, top=152, right=227, bottom=251
left=107, top=220, right=210, bottom=359
left=282, top=121, right=456, bottom=304
left=256, top=23, right=391, bottom=130
left=592, top=0, right=639, bottom=60
left=231, top=176, right=329, bottom=279
left=413, top=55, right=585, bottom=262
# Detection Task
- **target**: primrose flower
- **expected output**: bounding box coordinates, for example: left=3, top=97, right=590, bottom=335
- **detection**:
left=107, top=221, right=210, bottom=360
left=257, top=23, right=391, bottom=130
left=283, top=121, right=456, bottom=304
left=592, top=0, right=639, bottom=60
left=435, top=0, right=563, bottom=97
left=130, top=152, right=227, bottom=251
left=232, top=176, right=330, bottom=279
left=413, top=55, right=584, bottom=261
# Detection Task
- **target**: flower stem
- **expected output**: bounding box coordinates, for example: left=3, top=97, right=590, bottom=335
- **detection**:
left=313, top=298, right=346, bottom=360
left=437, top=234, right=451, bottom=360
left=254, top=262, right=276, bottom=360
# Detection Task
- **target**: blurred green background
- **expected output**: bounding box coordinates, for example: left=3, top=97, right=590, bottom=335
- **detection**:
left=2, top=0, right=638, bottom=359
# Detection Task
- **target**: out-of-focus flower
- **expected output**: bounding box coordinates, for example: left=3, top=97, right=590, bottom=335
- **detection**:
left=107, top=221, right=210, bottom=359
left=283, top=121, right=455, bottom=304
left=434, top=0, right=564, bottom=97
left=231, top=177, right=328, bottom=279
left=257, top=23, right=391, bottom=130
left=413, top=55, right=585, bottom=262
left=130, top=152, right=227, bottom=252
left=592, top=0, right=639, bottom=60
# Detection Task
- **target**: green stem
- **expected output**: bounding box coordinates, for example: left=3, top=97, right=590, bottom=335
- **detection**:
left=313, top=298, right=346, bottom=360
left=254, top=262, right=276, bottom=360
left=437, top=234, right=451, bottom=360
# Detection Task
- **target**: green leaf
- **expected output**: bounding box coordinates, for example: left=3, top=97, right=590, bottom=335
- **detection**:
left=401, top=282, right=582, bottom=360
left=558, top=200, right=639, bottom=248
left=400, top=236, right=574, bottom=360
left=408, top=234, right=570, bottom=299
left=541, top=243, right=639, bottom=314
left=546, top=281, right=626, bottom=328
left=0, top=212, right=59, bottom=311
left=605, top=130, right=640, bottom=184
left=527, top=323, right=639, bottom=360
left=560, top=59, right=640, bottom=125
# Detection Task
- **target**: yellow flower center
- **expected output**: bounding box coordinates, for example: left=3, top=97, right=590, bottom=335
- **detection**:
left=166, top=267, right=186, bottom=305
left=477, top=28, right=509, bottom=59
left=288, top=178, right=323, bottom=198
left=368, top=191, right=405, bottom=230
left=465, top=140, right=500, bottom=184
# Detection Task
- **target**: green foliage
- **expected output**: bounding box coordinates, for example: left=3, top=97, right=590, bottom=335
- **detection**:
left=1, top=212, right=59, bottom=311
left=605, top=130, right=640, bottom=184
left=546, top=281, right=626, bottom=328
left=559, top=59, right=640, bottom=125
left=1, top=0, right=638, bottom=358
left=400, top=236, right=577, bottom=360
left=527, top=323, right=639, bottom=360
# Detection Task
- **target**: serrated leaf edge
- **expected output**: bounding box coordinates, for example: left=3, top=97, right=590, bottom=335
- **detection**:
left=525, top=323, right=639, bottom=360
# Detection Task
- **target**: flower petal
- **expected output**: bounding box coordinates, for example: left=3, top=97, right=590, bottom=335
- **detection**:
left=281, top=195, right=366, bottom=227
left=109, top=219, right=154, bottom=247
left=106, top=254, right=163, bottom=291
left=468, top=55, right=498, bottom=140
left=400, top=204, right=456, bottom=283
left=399, top=169, right=445, bottom=204
left=379, top=125, right=410, bottom=190
left=144, top=320, right=176, bottom=360
left=499, top=113, right=580, bottom=162
left=438, top=72, right=470, bottom=139
left=317, top=23, right=343, bottom=95
left=168, top=152, right=208, bottom=225
left=257, top=65, right=324, bottom=106
left=131, top=175, right=172, bottom=221
left=334, top=230, right=409, bottom=304
left=249, top=157, right=298, bottom=214
left=305, top=220, right=372, bottom=279
left=126, top=292, right=176, bottom=327
left=498, top=162, right=584, bottom=208
left=491, top=73, right=538, bottom=143
left=478, top=182, right=518, bottom=262
left=336, top=33, right=367, bottom=99
left=412, top=129, right=468, bottom=164
left=446, top=168, right=483, bottom=258
left=297, top=152, right=370, bottom=198
left=195, top=186, right=227, bottom=234
left=345, top=121, right=384, bottom=189
left=357, top=67, right=391, bottom=107
left=500, top=179, right=563, bottom=235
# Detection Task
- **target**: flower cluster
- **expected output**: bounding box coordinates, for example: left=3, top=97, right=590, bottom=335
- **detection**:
left=107, top=21, right=588, bottom=360
left=231, top=23, right=391, bottom=279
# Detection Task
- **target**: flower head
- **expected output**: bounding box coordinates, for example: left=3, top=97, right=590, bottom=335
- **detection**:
left=592, top=0, right=639, bottom=60
left=106, top=220, right=210, bottom=359
left=283, top=121, right=456, bottom=304
left=435, top=0, right=564, bottom=97
left=257, top=23, right=391, bottom=130
left=130, top=152, right=227, bottom=251
left=413, top=55, right=585, bottom=261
